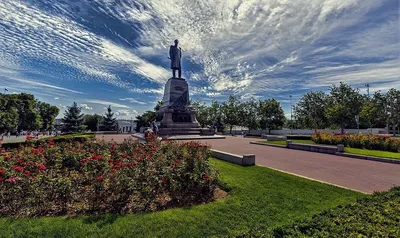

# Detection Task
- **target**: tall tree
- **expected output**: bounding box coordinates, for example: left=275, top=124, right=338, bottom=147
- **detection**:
left=385, top=88, right=400, bottom=136
left=221, top=95, right=243, bottom=134
left=192, top=100, right=211, bottom=128
left=294, top=91, right=328, bottom=130
left=259, top=98, right=286, bottom=134
left=83, top=114, right=103, bottom=131
left=325, top=82, right=363, bottom=134
left=101, top=106, right=117, bottom=131
left=37, top=101, right=59, bottom=131
left=135, top=111, right=156, bottom=132
left=62, top=102, right=85, bottom=132
left=241, top=97, right=260, bottom=130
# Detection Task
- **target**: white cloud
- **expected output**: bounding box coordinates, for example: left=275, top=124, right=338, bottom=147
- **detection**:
left=119, top=98, right=146, bottom=105
left=54, top=97, right=59, bottom=100
left=80, top=103, right=93, bottom=110
left=86, top=99, right=130, bottom=108
left=114, top=109, right=139, bottom=119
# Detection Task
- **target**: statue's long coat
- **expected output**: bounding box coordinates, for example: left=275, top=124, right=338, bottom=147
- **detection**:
left=169, top=45, right=181, bottom=69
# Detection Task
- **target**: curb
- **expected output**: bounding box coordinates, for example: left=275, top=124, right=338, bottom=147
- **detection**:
left=336, top=152, right=400, bottom=165
left=249, top=141, right=286, bottom=148
left=250, top=141, right=400, bottom=165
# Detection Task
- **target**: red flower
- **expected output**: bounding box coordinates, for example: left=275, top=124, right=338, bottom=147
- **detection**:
left=161, top=177, right=168, bottom=183
left=24, top=171, right=31, bottom=177
left=175, top=159, right=181, bottom=164
left=36, top=163, right=46, bottom=170
left=133, top=161, right=137, bottom=166
left=13, top=166, right=24, bottom=173
left=0, top=169, right=4, bottom=174
left=90, top=149, right=94, bottom=153
left=5, top=155, right=11, bottom=160
left=31, top=148, right=36, bottom=153
left=203, top=174, right=210, bottom=180
left=96, top=176, right=104, bottom=181
left=0, top=178, right=3, bottom=182
left=37, top=147, right=43, bottom=153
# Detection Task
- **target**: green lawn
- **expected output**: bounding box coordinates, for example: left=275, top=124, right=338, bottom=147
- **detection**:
left=0, top=159, right=363, bottom=238
left=345, top=147, right=400, bottom=160
left=258, top=139, right=315, bottom=146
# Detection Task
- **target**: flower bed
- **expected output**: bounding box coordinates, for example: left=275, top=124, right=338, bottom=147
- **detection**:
left=312, top=133, right=400, bottom=152
left=0, top=138, right=217, bottom=217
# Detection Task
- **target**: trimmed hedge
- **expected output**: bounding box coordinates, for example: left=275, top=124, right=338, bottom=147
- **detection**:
left=0, top=133, right=94, bottom=150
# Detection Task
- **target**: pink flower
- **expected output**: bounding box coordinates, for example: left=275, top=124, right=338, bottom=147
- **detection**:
left=161, top=177, right=168, bottom=183
left=96, top=176, right=104, bottom=181
left=36, top=163, right=46, bottom=170
left=175, top=159, right=181, bottom=164
left=0, top=169, right=4, bottom=174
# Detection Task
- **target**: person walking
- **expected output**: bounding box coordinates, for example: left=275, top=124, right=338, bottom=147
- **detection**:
left=152, top=121, right=159, bottom=136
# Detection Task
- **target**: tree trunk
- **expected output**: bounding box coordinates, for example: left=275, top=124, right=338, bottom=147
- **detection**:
left=230, top=125, right=233, bottom=134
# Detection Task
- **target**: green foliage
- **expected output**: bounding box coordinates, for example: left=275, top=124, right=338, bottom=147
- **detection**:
left=101, top=106, right=117, bottom=131
left=37, top=101, right=60, bottom=131
left=272, top=187, right=400, bottom=238
left=135, top=111, right=156, bottom=132
left=325, top=82, right=364, bottom=134
left=192, top=100, right=212, bottom=128
left=259, top=98, right=286, bottom=134
left=0, top=93, right=59, bottom=133
left=0, top=139, right=216, bottom=217
left=294, top=91, right=329, bottom=129
left=84, top=114, right=103, bottom=131
left=386, top=89, right=400, bottom=136
left=221, top=95, right=243, bottom=133
left=62, top=102, right=85, bottom=132
left=0, top=159, right=362, bottom=237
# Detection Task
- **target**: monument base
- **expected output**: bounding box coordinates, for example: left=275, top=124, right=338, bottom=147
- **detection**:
left=156, top=77, right=202, bottom=136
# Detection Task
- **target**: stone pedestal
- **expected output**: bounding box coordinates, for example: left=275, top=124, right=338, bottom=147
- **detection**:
left=157, top=77, right=201, bottom=136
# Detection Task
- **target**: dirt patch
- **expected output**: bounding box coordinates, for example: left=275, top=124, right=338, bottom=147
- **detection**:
left=213, top=187, right=228, bottom=200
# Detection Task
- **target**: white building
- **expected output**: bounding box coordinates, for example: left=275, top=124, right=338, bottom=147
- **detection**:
left=117, top=119, right=136, bottom=133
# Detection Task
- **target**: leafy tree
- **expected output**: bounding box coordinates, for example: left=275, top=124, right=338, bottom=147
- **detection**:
left=325, top=82, right=363, bottom=134
left=13, top=93, right=42, bottom=130
left=154, top=100, right=163, bottom=111
left=385, top=88, right=400, bottom=135
left=294, top=91, right=329, bottom=130
left=83, top=114, right=102, bottom=132
left=101, top=106, right=117, bottom=131
left=37, top=101, right=59, bottom=131
left=221, top=95, right=243, bottom=134
left=135, top=111, right=156, bottom=132
left=259, top=98, right=286, bottom=134
left=62, top=102, right=85, bottom=132
left=192, top=100, right=211, bottom=128
left=0, top=95, right=19, bottom=132
left=241, top=98, right=260, bottom=130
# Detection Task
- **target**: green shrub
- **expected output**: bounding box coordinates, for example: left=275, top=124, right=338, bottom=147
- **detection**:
left=0, top=138, right=217, bottom=217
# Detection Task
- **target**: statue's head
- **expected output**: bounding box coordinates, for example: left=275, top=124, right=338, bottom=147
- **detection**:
left=174, top=39, right=179, bottom=45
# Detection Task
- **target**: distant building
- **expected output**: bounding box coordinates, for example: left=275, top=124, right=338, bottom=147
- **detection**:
left=117, top=119, right=136, bottom=134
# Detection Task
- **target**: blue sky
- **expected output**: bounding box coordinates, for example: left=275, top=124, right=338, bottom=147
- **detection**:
left=0, top=0, right=399, bottom=119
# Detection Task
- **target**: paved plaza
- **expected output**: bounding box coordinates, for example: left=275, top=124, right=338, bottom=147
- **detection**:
left=97, top=134, right=400, bottom=194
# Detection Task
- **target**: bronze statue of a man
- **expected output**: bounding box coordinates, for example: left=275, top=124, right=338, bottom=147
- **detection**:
left=169, top=39, right=182, bottom=78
